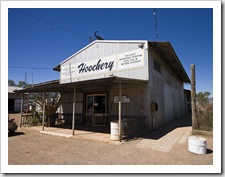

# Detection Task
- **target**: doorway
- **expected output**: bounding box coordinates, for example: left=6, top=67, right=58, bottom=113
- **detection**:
left=86, top=94, right=108, bottom=126
left=8, top=99, right=15, bottom=113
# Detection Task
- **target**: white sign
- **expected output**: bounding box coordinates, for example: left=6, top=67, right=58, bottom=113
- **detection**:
left=118, top=48, right=144, bottom=69
left=114, top=96, right=130, bottom=103
left=61, top=64, right=75, bottom=80
left=61, top=55, right=116, bottom=80
left=61, top=48, right=145, bottom=83
left=76, top=54, right=116, bottom=76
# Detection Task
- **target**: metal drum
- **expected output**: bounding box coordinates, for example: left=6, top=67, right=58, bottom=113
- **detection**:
left=188, top=136, right=207, bottom=154
left=111, top=121, right=119, bottom=140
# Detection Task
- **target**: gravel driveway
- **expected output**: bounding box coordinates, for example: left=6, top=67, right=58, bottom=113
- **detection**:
left=7, top=113, right=214, bottom=172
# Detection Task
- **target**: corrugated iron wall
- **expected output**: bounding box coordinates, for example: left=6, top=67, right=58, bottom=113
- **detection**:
left=148, top=48, right=186, bottom=130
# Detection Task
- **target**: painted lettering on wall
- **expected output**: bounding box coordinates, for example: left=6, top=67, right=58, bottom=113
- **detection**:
left=77, top=59, right=114, bottom=74
left=119, top=52, right=142, bottom=65
left=118, top=48, right=144, bottom=69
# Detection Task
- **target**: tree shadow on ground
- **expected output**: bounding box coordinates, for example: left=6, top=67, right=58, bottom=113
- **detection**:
left=54, top=114, right=193, bottom=139
left=54, top=123, right=110, bottom=134
left=8, top=131, right=25, bottom=137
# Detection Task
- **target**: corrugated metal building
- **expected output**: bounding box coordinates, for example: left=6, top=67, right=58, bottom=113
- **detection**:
left=16, top=40, right=191, bottom=139
left=8, top=86, right=28, bottom=113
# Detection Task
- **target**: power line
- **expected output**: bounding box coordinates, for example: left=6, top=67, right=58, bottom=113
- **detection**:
left=10, top=9, right=90, bottom=40
left=9, top=66, right=52, bottom=70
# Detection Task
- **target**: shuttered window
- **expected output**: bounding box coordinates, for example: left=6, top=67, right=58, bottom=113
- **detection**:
left=154, top=59, right=161, bottom=74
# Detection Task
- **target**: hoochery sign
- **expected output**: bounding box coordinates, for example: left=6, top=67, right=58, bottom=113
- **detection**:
left=77, top=59, right=115, bottom=74
left=60, top=48, right=145, bottom=83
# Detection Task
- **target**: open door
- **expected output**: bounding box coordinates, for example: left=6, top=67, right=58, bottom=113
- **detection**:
left=86, top=94, right=108, bottom=126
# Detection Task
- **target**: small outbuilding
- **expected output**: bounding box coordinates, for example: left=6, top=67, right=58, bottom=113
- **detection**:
left=16, top=40, right=191, bottom=140
left=8, top=86, right=28, bottom=113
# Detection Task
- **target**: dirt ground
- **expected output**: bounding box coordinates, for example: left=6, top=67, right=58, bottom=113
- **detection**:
left=8, top=113, right=213, bottom=168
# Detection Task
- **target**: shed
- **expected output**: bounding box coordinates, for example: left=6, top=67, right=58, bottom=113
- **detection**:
left=8, top=86, right=28, bottom=113
left=16, top=40, right=191, bottom=140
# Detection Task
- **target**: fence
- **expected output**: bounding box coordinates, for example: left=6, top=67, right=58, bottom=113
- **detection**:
left=20, top=113, right=42, bottom=127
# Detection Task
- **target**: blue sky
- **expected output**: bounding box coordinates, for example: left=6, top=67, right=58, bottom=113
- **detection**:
left=8, top=8, right=213, bottom=95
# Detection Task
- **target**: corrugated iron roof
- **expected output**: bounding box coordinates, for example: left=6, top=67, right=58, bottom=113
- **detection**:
left=148, top=41, right=191, bottom=83
left=8, top=86, right=23, bottom=93
left=14, top=77, right=147, bottom=93
left=14, top=80, right=60, bottom=93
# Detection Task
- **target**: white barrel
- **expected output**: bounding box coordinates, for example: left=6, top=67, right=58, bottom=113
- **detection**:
left=188, top=136, right=207, bottom=154
left=111, top=121, right=119, bottom=140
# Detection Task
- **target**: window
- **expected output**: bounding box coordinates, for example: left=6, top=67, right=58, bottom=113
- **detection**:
left=154, top=59, right=161, bottom=73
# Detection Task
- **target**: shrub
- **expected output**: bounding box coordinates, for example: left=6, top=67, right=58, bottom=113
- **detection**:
left=196, top=91, right=213, bottom=131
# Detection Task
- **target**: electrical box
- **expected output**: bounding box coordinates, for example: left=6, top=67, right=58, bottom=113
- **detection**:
left=151, top=102, right=158, bottom=112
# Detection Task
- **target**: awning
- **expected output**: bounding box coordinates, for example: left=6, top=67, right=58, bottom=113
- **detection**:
left=14, top=77, right=147, bottom=93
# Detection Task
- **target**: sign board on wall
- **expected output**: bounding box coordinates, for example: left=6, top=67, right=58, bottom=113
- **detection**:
left=117, top=48, right=144, bottom=69
left=61, top=48, right=145, bottom=83
left=114, top=96, right=130, bottom=103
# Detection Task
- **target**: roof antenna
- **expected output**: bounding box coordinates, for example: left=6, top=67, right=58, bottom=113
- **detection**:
left=89, top=37, right=95, bottom=42
left=25, top=73, right=27, bottom=83
left=94, top=31, right=104, bottom=40
left=153, top=8, right=159, bottom=41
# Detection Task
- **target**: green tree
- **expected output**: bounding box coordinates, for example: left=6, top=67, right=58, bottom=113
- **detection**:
left=17, top=81, right=29, bottom=88
left=196, top=91, right=211, bottom=107
left=35, top=93, right=61, bottom=127
left=8, top=79, right=16, bottom=86
left=196, top=91, right=213, bottom=131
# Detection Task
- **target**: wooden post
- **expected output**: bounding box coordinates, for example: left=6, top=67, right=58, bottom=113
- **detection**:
left=118, top=82, right=122, bottom=142
left=191, top=64, right=198, bottom=130
left=26, top=93, right=30, bottom=114
left=20, top=94, right=24, bottom=127
left=42, top=93, right=45, bottom=131
left=72, top=87, right=76, bottom=135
